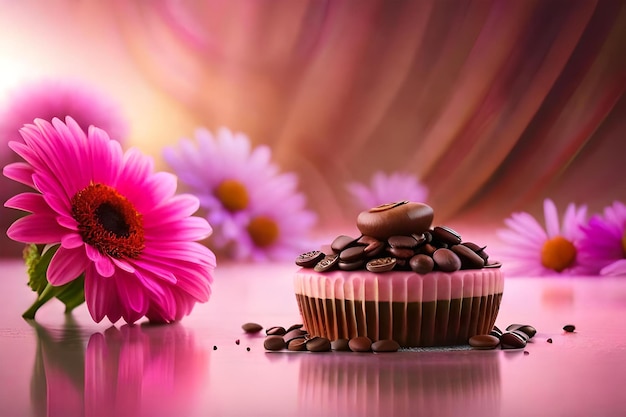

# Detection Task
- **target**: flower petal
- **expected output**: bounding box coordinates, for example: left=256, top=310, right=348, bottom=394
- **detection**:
left=48, top=246, right=89, bottom=286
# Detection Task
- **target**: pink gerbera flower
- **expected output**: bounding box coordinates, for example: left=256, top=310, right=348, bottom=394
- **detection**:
left=496, top=199, right=593, bottom=276
left=578, top=201, right=626, bottom=276
left=0, top=79, right=129, bottom=258
left=164, top=127, right=316, bottom=261
left=346, top=171, right=429, bottom=210
left=4, top=117, right=216, bottom=323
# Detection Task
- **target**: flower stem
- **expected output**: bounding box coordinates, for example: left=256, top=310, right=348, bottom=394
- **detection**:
left=22, top=283, right=56, bottom=320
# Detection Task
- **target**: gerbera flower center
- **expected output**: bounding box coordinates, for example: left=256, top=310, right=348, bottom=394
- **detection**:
left=71, top=183, right=145, bottom=259
left=247, top=216, right=279, bottom=248
left=215, top=179, right=249, bottom=212
left=540, top=236, right=576, bottom=272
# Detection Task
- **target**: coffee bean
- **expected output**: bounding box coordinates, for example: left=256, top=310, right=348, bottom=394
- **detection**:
left=432, top=248, right=461, bottom=272
left=431, top=226, right=462, bottom=245
left=348, top=336, right=372, bottom=352
left=283, top=328, right=308, bottom=344
left=372, top=339, right=400, bottom=352
left=506, top=324, right=537, bottom=339
left=242, top=322, right=263, bottom=333
left=264, top=335, right=286, bottom=351
left=286, top=323, right=304, bottom=332
left=484, top=261, right=502, bottom=268
left=358, top=236, right=385, bottom=257
left=451, top=244, right=486, bottom=269
left=563, top=324, right=576, bottom=333
left=388, top=235, right=419, bottom=248
left=306, top=337, right=332, bottom=352
left=411, top=233, right=428, bottom=246
left=340, top=245, right=366, bottom=262
left=387, top=246, right=415, bottom=259
left=331, top=338, right=351, bottom=351
left=415, top=243, right=437, bottom=256
left=314, top=254, right=340, bottom=272
left=461, top=242, right=489, bottom=263
left=295, top=250, right=326, bottom=268
left=469, top=334, right=500, bottom=349
left=266, top=326, right=286, bottom=336
left=490, top=326, right=503, bottom=338
left=547, top=338, right=553, bottom=343
left=288, top=338, right=308, bottom=351
left=409, top=254, right=434, bottom=274
left=338, top=259, right=365, bottom=271
left=500, top=331, right=528, bottom=349
left=366, top=257, right=397, bottom=273
left=331, top=235, right=359, bottom=253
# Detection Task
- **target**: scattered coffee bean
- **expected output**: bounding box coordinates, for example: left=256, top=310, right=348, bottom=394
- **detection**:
left=246, top=347, right=251, bottom=351
left=266, top=326, right=287, bottom=336
left=348, top=336, right=373, bottom=352
left=490, top=326, right=503, bottom=338
left=287, top=338, right=308, bottom=351
left=235, top=339, right=240, bottom=345
left=295, top=250, right=326, bottom=268
left=563, top=324, right=576, bottom=333
left=213, top=345, right=217, bottom=350
left=286, top=323, right=304, bottom=332
left=500, top=330, right=528, bottom=349
left=306, top=337, right=332, bottom=352
left=547, top=338, right=553, bottom=343
left=331, top=338, right=351, bottom=351
left=524, top=351, right=529, bottom=355
left=242, top=322, right=263, bottom=333
left=506, top=324, right=537, bottom=339
left=283, top=328, right=308, bottom=344
left=264, top=335, right=286, bottom=351
left=469, top=334, right=500, bottom=350
left=372, top=339, right=400, bottom=352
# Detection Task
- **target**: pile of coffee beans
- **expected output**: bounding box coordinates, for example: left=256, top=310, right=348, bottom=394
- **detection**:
left=469, top=323, right=537, bottom=350
left=296, top=225, right=500, bottom=274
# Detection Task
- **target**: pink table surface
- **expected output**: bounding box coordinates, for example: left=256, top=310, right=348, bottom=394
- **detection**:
left=1, top=258, right=625, bottom=417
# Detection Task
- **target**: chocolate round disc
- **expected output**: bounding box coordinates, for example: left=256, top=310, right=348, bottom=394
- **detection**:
left=356, top=201, right=434, bottom=240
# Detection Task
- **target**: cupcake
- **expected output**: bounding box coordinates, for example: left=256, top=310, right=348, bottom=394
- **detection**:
left=293, top=201, right=504, bottom=347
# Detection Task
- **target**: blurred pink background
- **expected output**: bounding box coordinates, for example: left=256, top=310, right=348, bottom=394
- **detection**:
left=1, top=0, right=625, bottom=256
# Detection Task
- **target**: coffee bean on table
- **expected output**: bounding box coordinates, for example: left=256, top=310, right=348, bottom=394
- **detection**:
left=490, top=326, right=503, bottom=338
left=306, top=337, right=332, bottom=352
left=563, top=324, right=576, bottom=333
left=295, top=250, right=326, bottom=268
left=266, top=326, right=287, bottom=336
left=432, top=248, right=461, bottom=272
left=314, top=254, right=340, bottom=272
left=288, top=338, right=308, bottom=351
left=264, top=335, right=286, bottom=351
left=331, top=338, right=351, bottom=351
left=372, top=339, right=400, bottom=352
left=469, top=334, right=500, bottom=349
left=366, top=257, right=397, bottom=273
left=506, top=324, right=537, bottom=339
left=286, top=323, right=304, bottom=332
left=500, top=331, right=528, bottom=349
left=283, top=328, right=308, bottom=344
left=409, top=254, right=434, bottom=274
left=242, top=322, right=263, bottom=333
left=348, top=336, right=373, bottom=352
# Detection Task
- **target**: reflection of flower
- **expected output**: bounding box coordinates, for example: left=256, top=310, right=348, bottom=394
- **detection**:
left=31, top=321, right=207, bottom=417
left=346, top=171, right=429, bottom=210
left=496, top=199, right=592, bottom=276
left=164, top=127, right=316, bottom=261
left=0, top=79, right=128, bottom=258
left=4, top=117, right=216, bottom=323
left=578, top=201, right=626, bottom=276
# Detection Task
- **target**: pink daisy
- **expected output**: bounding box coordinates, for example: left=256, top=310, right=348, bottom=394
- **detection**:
left=0, top=79, right=129, bottom=258
left=163, top=127, right=316, bottom=261
left=578, top=201, right=626, bottom=276
left=4, top=117, right=216, bottom=323
left=346, top=171, right=429, bottom=210
left=495, top=198, right=593, bottom=276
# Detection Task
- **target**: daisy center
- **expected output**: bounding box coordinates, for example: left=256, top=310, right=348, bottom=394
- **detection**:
left=247, top=216, right=279, bottom=248
left=71, top=183, right=145, bottom=259
left=540, top=236, right=576, bottom=272
left=215, top=179, right=249, bottom=212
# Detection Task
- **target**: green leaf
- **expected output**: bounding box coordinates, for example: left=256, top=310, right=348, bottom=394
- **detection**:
left=22, top=244, right=86, bottom=319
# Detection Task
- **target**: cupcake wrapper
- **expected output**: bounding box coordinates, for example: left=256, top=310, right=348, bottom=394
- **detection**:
left=294, top=270, right=504, bottom=347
